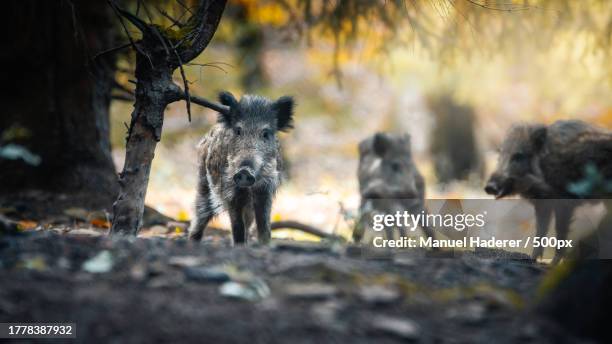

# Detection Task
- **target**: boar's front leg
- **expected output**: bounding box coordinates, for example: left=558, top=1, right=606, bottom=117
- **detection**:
left=552, top=202, right=574, bottom=264
left=229, top=194, right=250, bottom=245
left=411, top=205, right=434, bottom=240
left=189, top=182, right=214, bottom=241
left=253, top=191, right=272, bottom=244
left=532, top=200, right=553, bottom=260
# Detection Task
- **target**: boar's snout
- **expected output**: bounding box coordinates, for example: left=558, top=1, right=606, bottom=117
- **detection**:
left=484, top=180, right=499, bottom=196
left=233, top=168, right=255, bottom=188
left=484, top=173, right=513, bottom=199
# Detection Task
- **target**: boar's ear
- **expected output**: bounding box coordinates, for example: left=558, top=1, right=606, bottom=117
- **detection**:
left=358, top=138, right=371, bottom=156
left=373, top=133, right=391, bottom=156
left=218, top=91, right=238, bottom=126
left=273, top=96, right=295, bottom=132
left=219, top=91, right=238, bottom=107
left=530, top=125, right=547, bottom=151
left=401, top=133, right=412, bottom=154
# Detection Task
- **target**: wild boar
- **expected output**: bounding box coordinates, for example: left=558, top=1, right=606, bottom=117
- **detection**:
left=354, top=132, right=435, bottom=242
left=188, top=91, right=295, bottom=245
left=485, top=120, right=612, bottom=262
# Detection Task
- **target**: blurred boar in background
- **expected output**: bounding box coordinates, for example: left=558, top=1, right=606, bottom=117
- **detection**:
left=189, top=92, right=295, bottom=245
left=428, top=93, right=482, bottom=185
left=354, top=132, right=435, bottom=242
left=485, top=120, right=612, bottom=262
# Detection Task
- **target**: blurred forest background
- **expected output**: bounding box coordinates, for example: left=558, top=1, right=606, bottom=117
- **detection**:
left=110, top=0, right=612, bottom=238
left=4, top=0, right=612, bottom=238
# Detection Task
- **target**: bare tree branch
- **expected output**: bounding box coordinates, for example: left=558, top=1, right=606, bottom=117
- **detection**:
left=93, top=42, right=132, bottom=61
left=463, top=0, right=530, bottom=12
left=271, top=221, right=345, bottom=241
left=173, top=49, right=192, bottom=122
left=175, top=0, right=195, bottom=15
left=156, top=6, right=183, bottom=27
left=107, top=0, right=154, bottom=68
left=172, top=0, right=227, bottom=64
left=110, top=0, right=149, bottom=33
left=170, top=88, right=229, bottom=114
left=112, top=94, right=135, bottom=102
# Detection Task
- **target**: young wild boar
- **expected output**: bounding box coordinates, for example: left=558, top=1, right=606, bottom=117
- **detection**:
left=353, top=132, right=435, bottom=242
left=188, top=91, right=295, bottom=244
left=485, top=120, right=612, bottom=262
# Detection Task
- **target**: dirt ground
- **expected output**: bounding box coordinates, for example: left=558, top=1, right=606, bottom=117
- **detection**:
left=0, top=225, right=590, bottom=344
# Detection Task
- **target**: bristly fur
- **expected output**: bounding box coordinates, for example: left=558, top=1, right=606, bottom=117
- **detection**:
left=189, top=91, right=296, bottom=245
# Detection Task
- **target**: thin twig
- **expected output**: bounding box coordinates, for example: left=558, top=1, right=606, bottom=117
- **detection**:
left=112, top=94, right=135, bottom=102
left=150, top=26, right=170, bottom=56
left=173, top=49, right=191, bottom=122
left=93, top=42, right=132, bottom=61
left=108, top=1, right=140, bottom=49
left=186, top=62, right=232, bottom=74
left=138, top=0, right=155, bottom=24
left=169, top=9, right=191, bottom=29
left=156, top=6, right=183, bottom=27
left=173, top=89, right=229, bottom=114
left=271, top=221, right=344, bottom=241
left=464, top=0, right=530, bottom=12
left=107, top=0, right=154, bottom=69
left=175, top=0, right=195, bottom=15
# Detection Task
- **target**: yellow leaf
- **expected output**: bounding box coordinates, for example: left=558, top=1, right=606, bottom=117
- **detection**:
left=272, top=213, right=282, bottom=222
left=90, top=218, right=111, bottom=229
left=17, top=220, right=37, bottom=230
left=177, top=210, right=189, bottom=222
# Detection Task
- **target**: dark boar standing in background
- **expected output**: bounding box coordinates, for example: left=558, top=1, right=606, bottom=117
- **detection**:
left=428, top=93, right=482, bottom=184
left=188, top=92, right=295, bottom=244
left=354, top=132, right=435, bottom=242
left=485, top=120, right=612, bottom=262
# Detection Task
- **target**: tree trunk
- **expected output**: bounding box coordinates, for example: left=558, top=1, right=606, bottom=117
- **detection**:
left=110, top=0, right=227, bottom=235
left=110, top=58, right=175, bottom=234
left=0, top=1, right=118, bottom=209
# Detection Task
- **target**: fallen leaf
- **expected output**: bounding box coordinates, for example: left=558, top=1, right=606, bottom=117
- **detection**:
left=69, top=228, right=104, bottom=237
left=82, top=250, right=114, bottom=274
left=90, top=218, right=110, bottom=228
left=17, top=220, right=37, bottom=230
left=177, top=210, right=189, bottom=222
left=370, top=316, right=420, bottom=340
left=220, top=280, right=270, bottom=302
left=18, top=256, right=47, bottom=271
left=358, top=285, right=400, bottom=304
left=169, top=256, right=207, bottom=268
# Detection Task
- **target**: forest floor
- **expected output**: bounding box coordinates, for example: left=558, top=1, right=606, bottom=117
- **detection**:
left=0, top=222, right=588, bottom=344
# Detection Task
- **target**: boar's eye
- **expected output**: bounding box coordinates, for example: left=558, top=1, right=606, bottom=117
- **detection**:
left=390, top=161, right=402, bottom=172
left=511, top=152, right=528, bottom=162
left=234, top=127, right=242, bottom=136
left=261, top=129, right=272, bottom=140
